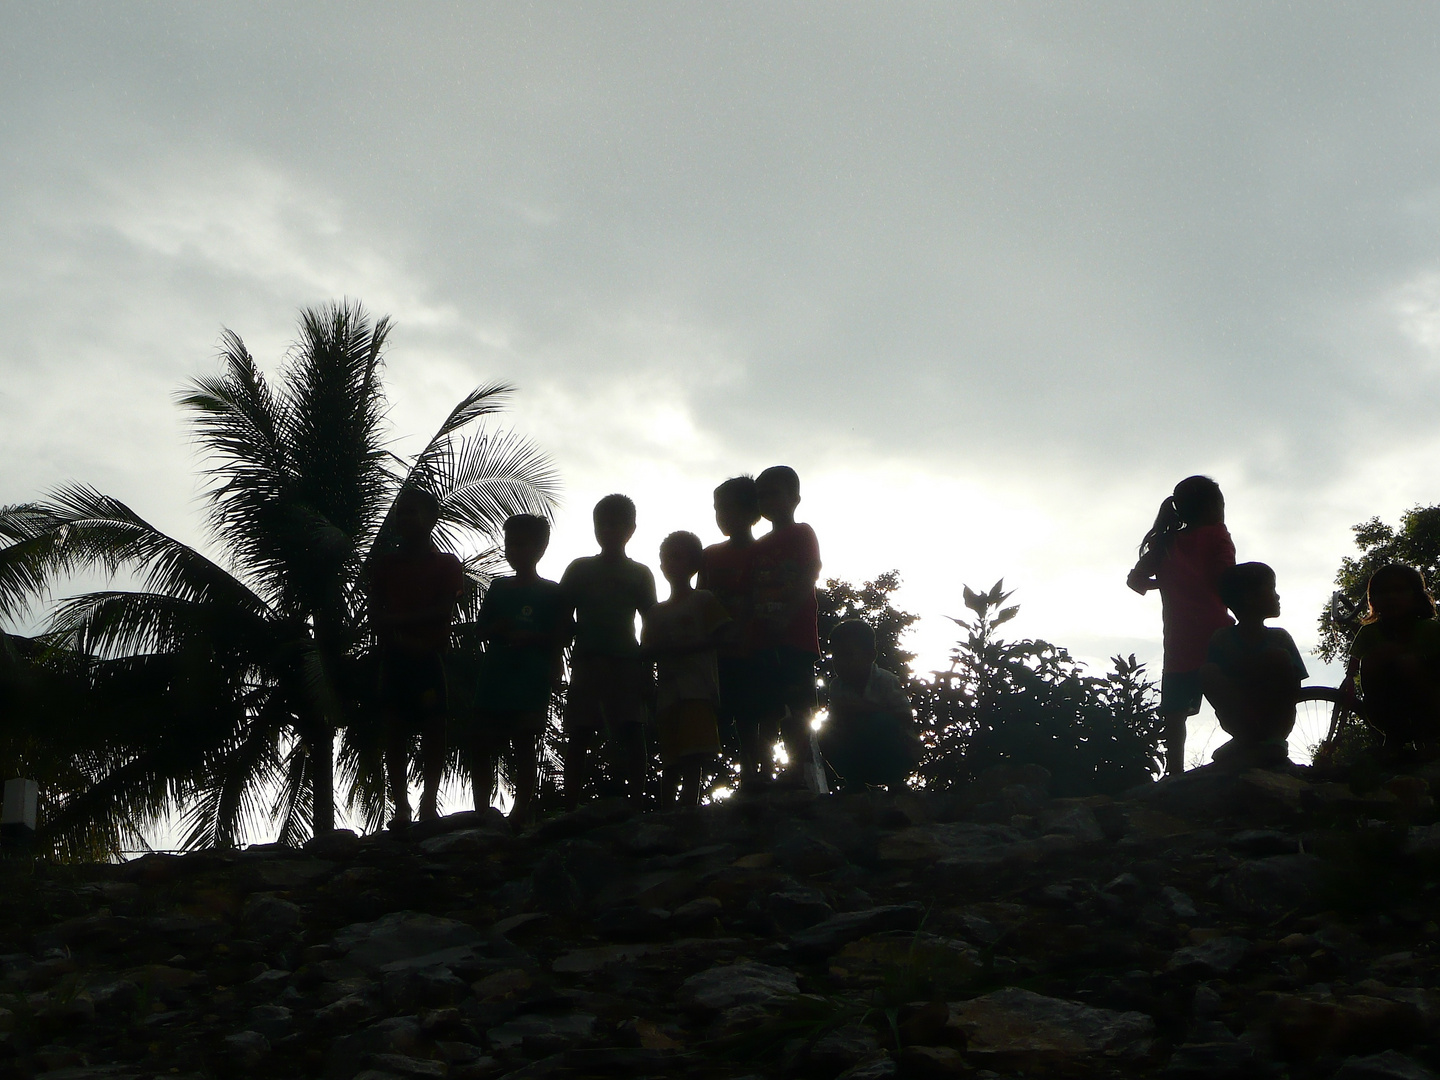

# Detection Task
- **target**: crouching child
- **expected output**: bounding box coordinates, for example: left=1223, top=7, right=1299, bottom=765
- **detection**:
left=820, top=620, right=921, bottom=791
left=1201, top=561, right=1308, bottom=769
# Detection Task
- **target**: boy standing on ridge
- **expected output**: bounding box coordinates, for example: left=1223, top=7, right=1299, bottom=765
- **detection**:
left=750, top=465, right=822, bottom=786
left=560, top=494, right=657, bottom=808
left=472, top=514, right=568, bottom=824
left=643, top=531, right=731, bottom=808
left=370, top=487, right=467, bottom=828
left=700, top=476, right=764, bottom=791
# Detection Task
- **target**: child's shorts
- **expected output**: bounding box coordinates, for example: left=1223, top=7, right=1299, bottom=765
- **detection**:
left=718, top=655, right=765, bottom=731
left=379, top=649, right=449, bottom=723
left=753, top=647, right=818, bottom=718
left=564, top=654, right=651, bottom=734
left=657, top=700, right=722, bottom=765
left=475, top=710, right=547, bottom=750
left=1159, top=670, right=1204, bottom=717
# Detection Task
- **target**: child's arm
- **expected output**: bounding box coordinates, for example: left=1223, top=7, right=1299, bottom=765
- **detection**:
left=1126, top=548, right=1162, bottom=594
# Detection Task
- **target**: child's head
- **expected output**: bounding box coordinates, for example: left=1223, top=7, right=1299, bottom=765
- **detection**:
left=830, top=619, right=877, bottom=686
left=592, top=494, right=636, bottom=554
left=756, top=465, right=801, bottom=522
left=503, top=513, right=550, bottom=573
left=1138, top=474, right=1223, bottom=558
left=1365, top=563, right=1436, bottom=623
left=714, top=475, right=761, bottom=538
left=1218, top=561, right=1280, bottom=621
left=393, top=486, right=441, bottom=544
left=659, top=530, right=704, bottom=589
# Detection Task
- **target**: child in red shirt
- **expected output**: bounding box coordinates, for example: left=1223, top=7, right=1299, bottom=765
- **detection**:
left=750, top=465, right=822, bottom=787
left=1127, top=475, right=1235, bottom=776
left=370, top=487, right=468, bottom=827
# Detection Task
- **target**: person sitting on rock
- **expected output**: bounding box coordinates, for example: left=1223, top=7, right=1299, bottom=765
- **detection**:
left=1200, top=561, right=1307, bottom=769
left=1348, top=563, right=1440, bottom=759
left=819, top=620, right=921, bottom=792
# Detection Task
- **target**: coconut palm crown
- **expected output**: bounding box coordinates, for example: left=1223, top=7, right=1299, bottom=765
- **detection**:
left=0, top=301, right=558, bottom=856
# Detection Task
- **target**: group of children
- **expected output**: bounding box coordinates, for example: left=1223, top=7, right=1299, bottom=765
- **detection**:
left=370, top=467, right=918, bottom=827
left=374, top=467, right=1440, bottom=827
left=1129, top=475, right=1440, bottom=774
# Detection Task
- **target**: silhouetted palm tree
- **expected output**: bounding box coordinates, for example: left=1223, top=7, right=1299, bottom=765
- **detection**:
left=0, top=301, right=558, bottom=852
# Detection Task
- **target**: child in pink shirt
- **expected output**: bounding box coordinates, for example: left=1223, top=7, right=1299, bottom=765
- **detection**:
left=1127, top=475, right=1235, bottom=776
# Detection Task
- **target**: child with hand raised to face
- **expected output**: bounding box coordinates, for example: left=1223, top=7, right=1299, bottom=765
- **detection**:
left=699, top=476, right=765, bottom=792
left=1127, top=475, right=1235, bottom=776
left=1200, top=562, right=1307, bottom=770
left=559, top=495, right=657, bottom=808
left=750, top=465, right=823, bottom=787
left=1348, top=564, right=1440, bottom=759
left=472, top=514, right=569, bottom=824
left=643, top=531, right=732, bottom=808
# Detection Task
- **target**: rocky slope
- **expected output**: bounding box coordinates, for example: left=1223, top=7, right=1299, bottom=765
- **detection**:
left=5, top=763, right=1440, bottom=1080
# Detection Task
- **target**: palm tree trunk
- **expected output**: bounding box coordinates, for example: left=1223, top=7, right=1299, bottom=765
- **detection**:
left=311, top=724, right=334, bottom=837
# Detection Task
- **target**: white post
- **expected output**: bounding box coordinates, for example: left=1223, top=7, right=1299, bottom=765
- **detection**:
left=2, top=778, right=38, bottom=852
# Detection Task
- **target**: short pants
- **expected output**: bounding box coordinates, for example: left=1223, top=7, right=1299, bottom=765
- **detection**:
left=656, top=700, right=722, bottom=765
left=1160, top=669, right=1204, bottom=717
left=474, top=709, right=548, bottom=750
left=378, top=649, right=449, bottom=724
left=718, top=655, right=765, bottom=734
left=752, top=646, right=818, bottom=719
left=564, top=654, right=651, bottom=733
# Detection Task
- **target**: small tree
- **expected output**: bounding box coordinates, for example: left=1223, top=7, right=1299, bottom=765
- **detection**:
left=913, top=581, right=1162, bottom=796
left=817, top=571, right=919, bottom=685
left=1317, top=506, right=1440, bottom=663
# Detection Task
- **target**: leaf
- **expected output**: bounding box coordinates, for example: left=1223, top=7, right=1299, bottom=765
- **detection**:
left=962, top=585, right=984, bottom=615
left=994, top=605, right=1020, bottom=627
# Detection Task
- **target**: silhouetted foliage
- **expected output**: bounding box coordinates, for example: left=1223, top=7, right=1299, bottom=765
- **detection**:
left=1317, top=505, right=1440, bottom=663
left=818, top=571, right=918, bottom=684
left=913, top=581, right=1162, bottom=796
left=0, top=301, right=558, bottom=855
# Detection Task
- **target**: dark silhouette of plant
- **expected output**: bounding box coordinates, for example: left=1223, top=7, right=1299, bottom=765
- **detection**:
left=1316, top=506, right=1440, bottom=663
left=0, top=301, right=558, bottom=854
left=913, top=581, right=1161, bottom=796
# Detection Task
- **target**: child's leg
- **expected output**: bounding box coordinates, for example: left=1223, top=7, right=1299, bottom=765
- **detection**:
left=472, top=729, right=495, bottom=813
left=1159, top=670, right=1202, bottom=776
left=563, top=725, right=595, bottom=810
left=563, top=658, right=604, bottom=810
left=510, top=727, right=539, bottom=822
left=679, top=756, right=706, bottom=808
left=616, top=722, right=649, bottom=806
left=385, top=719, right=412, bottom=826
left=418, top=708, right=446, bottom=821
left=658, top=763, right=679, bottom=810
left=1162, top=714, right=1187, bottom=776
left=778, top=649, right=818, bottom=780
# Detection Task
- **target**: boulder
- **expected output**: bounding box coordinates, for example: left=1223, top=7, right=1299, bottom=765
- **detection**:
left=333, top=912, right=484, bottom=972
left=678, top=962, right=799, bottom=1012
left=1166, top=936, right=1250, bottom=976
left=788, top=903, right=925, bottom=957
left=1334, top=1051, right=1440, bottom=1080
left=946, top=987, right=1155, bottom=1069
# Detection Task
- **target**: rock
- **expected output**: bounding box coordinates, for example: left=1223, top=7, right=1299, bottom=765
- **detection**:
left=417, top=828, right=506, bottom=856
left=242, top=895, right=303, bottom=938
left=485, top=1012, right=597, bottom=1051
left=1221, top=854, right=1323, bottom=918
left=315, top=993, right=380, bottom=1028
left=669, top=896, right=723, bottom=927
left=383, top=966, right=468, bottom=1010
left=592, top=905, right=669, bottom=940
left=946, top=987, right=1156, bottom=1069
left=1334, top=1051, right=1440, bottom=1080
left=1038, top=803, right=1105, bottom=842
left=222, top=1030, right=270, bottom=1066
left=246, top=1004, right=293, bottom=1040
left=1228, top=828, right=1299, bottom=856
left=763, top=887, right=835, bottom=932
left=550, top=943, right=654, bottom=973
left=774, top=834, right=849, bottom=875
left=1266, top=993, right=1425, bottom=1059
left=363, top=1054, right=448, bottom=1078
left=334, top=912, right=484, bottom=971
left=835, top=1051, right=898, bottom=1079
left=1166, top=936, right=1250, bottom=976
left=788, top=903, right=926, bottom=957
left=899, top=1045, right=970, bottom=1077
left=328, top=1018, right=423, bottom=1080
left=678, top=962, right=800, bottom=1012
left=1161, top=886, right=1199, bottom=919
left=1164, top=1038, right=1261, bottom=1079
left=809, top=1023, right=881, bottom=1072
left=878, top=823, right=1025, bottom=867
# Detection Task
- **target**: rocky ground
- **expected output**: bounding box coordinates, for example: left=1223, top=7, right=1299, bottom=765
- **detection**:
left=5, top=763, right=1440, bottom=1080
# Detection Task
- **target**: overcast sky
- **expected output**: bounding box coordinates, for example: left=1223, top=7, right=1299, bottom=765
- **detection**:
left=7, top=3, right=1440, bottom=760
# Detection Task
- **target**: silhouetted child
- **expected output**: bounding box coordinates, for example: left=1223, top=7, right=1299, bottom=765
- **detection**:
left=1201, top=562, right=1307, bottom=769
left=751, top=465, right=822, bottom=786
left=820, top=620, right=921, bottom=791
left=1348, top=563, right=1440, bottom=757
left=1127, top=475, right=1235, bottom=775
left=473, top=514, right=568, bottom=824
left=699, top=476, right=764, bottom=791
left=370, top=487, right=467, bottom=828
left=560, top=494, right=657, bottom=808
left=642, top=531, right=731, bottom=808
